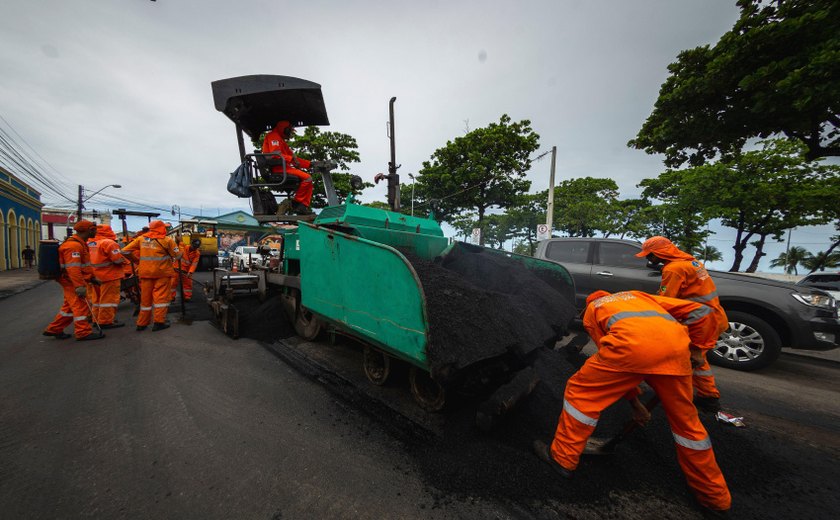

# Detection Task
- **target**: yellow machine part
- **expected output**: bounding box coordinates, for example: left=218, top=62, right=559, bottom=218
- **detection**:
left=181, top=234, right=218, bottom=255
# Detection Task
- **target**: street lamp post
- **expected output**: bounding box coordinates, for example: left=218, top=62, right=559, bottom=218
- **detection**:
left=77, top=184, right=122, bottom=220
left=408, top=173, right=416, bottom=216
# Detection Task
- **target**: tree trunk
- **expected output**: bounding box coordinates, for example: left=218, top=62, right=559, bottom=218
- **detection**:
left=729, top=212, right=747, bottom=272
left=808, top=238, right=840, bottom=274
left=745, top=233, right=768, bottom=273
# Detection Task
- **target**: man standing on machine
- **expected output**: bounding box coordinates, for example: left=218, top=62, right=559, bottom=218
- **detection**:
left=262, top=120, right=313, bottom=215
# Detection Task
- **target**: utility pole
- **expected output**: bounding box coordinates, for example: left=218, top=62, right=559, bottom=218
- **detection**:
left=545, top=146, right=557, bottom=230
left=77, top=185, right=84, bottom=221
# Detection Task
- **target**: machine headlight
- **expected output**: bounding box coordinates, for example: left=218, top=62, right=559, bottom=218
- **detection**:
left=792, top=292, right=837, bottom=310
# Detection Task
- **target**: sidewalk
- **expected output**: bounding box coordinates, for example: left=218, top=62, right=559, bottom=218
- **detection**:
left=0, top=268, right=48, bottom=300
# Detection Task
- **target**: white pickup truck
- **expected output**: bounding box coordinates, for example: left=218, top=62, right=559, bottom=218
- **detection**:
left=230, top=246, right=259, bottom=272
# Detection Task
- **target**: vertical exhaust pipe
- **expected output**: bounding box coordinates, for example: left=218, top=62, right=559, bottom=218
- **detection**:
left=388, top=97, right=401, bottom=212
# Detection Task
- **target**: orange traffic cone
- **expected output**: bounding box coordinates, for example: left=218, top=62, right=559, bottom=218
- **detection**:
left=231, top=261, right=238, bottom=273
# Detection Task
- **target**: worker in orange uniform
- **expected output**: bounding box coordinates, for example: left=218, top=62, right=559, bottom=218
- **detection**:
left=42, top=220, right=105, bottom=341
left=533, top=290, right=731, bottom=517
left=171, top=238, right=201, bottom=301
left=120, top=220, right=181, bottom=331
left=87, top=224, right=127, bottom=329
left=262, top=120, right=313, bottom=215
left=636, top=236, right=728, bottom=413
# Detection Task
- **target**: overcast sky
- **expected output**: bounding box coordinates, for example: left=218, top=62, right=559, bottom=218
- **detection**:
left=1, top=0, right=835, bottom=271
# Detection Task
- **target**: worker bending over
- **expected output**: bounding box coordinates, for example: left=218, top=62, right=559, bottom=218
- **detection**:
left=637, top=236, right=728, bottom=412
left=121, top=220, right=181, bottom=331
left=535, top=290, right=731, bottom=516
left=43, top=220, right=104, bottom=341
left=171, top=238, right=201, bottom=301
left=262, top=120, right=313, bottom=215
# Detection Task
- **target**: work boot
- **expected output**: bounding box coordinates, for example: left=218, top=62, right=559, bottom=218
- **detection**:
left=694, top=396, right=722, bottom=414
left=292, top=202, right=314, bottom=215
left=43, top=331, right=71, bottom=340
left=532, top=440, right=574, bottom=479
left=275, top=199, right=292, bottom=216
left=152, top=320, right=171, bottom=332
left=136, top=325, right=148, bottom=331
left=100, top=321, right=126, bottom=329
left=77, top=331, right=105, bottom=341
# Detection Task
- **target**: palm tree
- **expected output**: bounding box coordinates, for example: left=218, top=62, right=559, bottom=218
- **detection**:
left=693, top=245, right=723, bottom=264
left=769, top=246, right=811, bottom=275
left=802, top=251, right=840, bottom=273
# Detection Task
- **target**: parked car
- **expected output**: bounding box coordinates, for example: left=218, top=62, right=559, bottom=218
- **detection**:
left=534, top=237, right=840, bottom=371
left=796, top=272, right=840, bottom=300
left=230, top=246, right=259, bottom=272
left=217, top=250, right=231, bottom=268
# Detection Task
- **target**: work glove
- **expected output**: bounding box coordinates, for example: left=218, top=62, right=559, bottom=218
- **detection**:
left=689, top=348, right=705, bottom=369
left=74, top=286, right=87, bottom=297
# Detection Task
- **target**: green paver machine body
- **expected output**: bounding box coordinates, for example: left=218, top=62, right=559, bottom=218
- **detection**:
left=283, top=201, right=575, bottom=375
left=212, top=74, right=576, bottom=410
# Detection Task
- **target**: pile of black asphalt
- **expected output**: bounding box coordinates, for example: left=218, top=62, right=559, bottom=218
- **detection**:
left=405, top=243, right=577, bottom=384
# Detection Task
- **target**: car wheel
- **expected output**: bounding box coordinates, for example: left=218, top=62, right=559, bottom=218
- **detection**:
left=709, top=311, right=782, bottom=371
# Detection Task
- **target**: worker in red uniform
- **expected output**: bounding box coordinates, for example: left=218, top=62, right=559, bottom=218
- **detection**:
left=171, top=238, right=201, bottom=301
left=121, top=220, right=181, bottom=331
left=636, top=236, right=728, bottom=412
left=87, top=224, right=127, bottom=329
left=533, top=290, right=730, bottom=516
left=43, top=220, right=105, bottom=341
left=262, top=120, right=313, bottom=215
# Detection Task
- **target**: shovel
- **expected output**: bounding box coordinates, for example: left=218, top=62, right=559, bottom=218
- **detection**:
left=583, top=394, right=660, bottom=455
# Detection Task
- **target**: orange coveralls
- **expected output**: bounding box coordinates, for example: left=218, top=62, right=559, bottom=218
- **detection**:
left=170, top=245, right=200, bottom=301
left=262, top=120, right=313, bottom=207
left=550, top=290, right=731, bottom=511
left=641, top=239, right=728, bottom=399
left=121, top=223, right=181, bottom=327
left=87, top=226, right=126, bottom=326
left=44, top=236, right=94, bottom=339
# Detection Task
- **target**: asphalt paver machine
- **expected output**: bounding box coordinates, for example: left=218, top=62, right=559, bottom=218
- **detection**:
left=210, top=75, right=577, bottom=415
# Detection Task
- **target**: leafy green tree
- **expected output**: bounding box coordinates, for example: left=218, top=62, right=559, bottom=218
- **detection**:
left=807, top=223, right=840, bottom=273
left=506, top=192, right=548, bottom=255
left=552, top=177, right=619, bottom=237
left=629, top=203, right=710, bottom=253
left=640, top=139, right=838, bottom=271
left=410, top=115, right=539, bottom=243
left=693, top=245, right=724, bottom=264
left=602, top=198, right=650, bottom=239
left=630, top=0, right=840, bottom=166
left=769, top=246, right=811, bottom=275
left=287, top=127, right=372, bottom=207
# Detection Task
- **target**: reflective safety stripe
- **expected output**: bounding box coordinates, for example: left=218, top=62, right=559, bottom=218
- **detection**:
left=91, top=262, right=113, bottom=268
left=113, top=258, right=125, bottom=264
left=606, top=310, right=676, bottom=330
left=91, top=303, right=101, bottom=308
left=673, top=432, right=712, bottom=450
left=139, top=256, right=169, bottom=261
left=61, top=262, right=83, bottom=267
left=694, top=369, right=714, bottom=376
left=153, top=303, right=169, bottom=308
left=140, top=306, right=153, bottom=311
left=683, top=305, right=713, bottom=324
left=73, top=315, right=87, bottom=322
left=60, top=312, right=74, bottom=317
left=563, top=399, right=598, bottom=427
left=98, top=303, right=119, bottom=308
left=687, top=291, right=719, bottom=303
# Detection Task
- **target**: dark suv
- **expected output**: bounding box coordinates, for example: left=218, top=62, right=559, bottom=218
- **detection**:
left=534, top=237, right=840, bottom=371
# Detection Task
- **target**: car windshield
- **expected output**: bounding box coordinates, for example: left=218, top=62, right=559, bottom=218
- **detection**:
left=241, top=247, right=258, bottom=254
left=799, top=274, right=840, bottom=288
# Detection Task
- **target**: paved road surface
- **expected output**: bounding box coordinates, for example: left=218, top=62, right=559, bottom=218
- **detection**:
left=2, top=280, right=839, bottom=519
